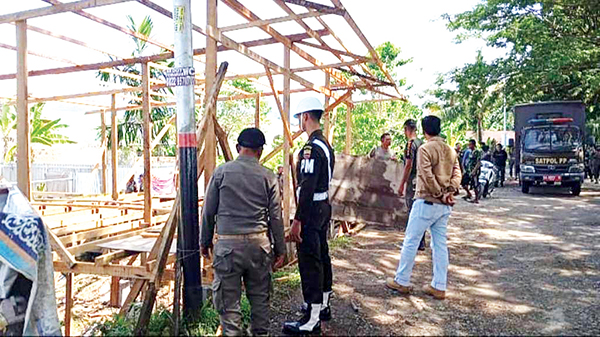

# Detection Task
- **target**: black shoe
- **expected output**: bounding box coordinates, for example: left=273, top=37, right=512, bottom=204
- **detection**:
left=300, top=303, right=331, bottom=321
left=284, top=304, right=322, bottom=335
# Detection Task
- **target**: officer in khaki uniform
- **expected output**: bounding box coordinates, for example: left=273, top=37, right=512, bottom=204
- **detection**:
left=201, top=128, right=286, bottom=336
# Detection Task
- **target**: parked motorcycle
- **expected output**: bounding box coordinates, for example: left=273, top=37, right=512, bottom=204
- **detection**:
left=478, top=160, right=499, bottom=198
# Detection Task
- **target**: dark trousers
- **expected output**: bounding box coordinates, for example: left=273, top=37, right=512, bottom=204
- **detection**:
left=498, top=165, right=506, bottom=184
left=509, top=160, right=515, bottom=178
left=298, top=201, right=333, bottom=305
left=213, top=236, right=272, bottom=336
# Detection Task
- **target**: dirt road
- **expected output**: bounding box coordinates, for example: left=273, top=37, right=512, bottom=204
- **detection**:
left=273, top=181, right=600, bottom=336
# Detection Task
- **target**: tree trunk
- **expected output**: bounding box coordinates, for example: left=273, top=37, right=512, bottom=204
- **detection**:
left=477, top=116, right=483, bottom=144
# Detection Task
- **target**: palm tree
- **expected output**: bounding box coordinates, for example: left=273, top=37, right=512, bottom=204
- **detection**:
left=97, top=15, right=176, bottom=156
left=4, top=103, right=75, bottom=162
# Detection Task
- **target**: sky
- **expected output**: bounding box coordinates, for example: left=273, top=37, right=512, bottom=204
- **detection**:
left=0, top=0, right=503, bottom=150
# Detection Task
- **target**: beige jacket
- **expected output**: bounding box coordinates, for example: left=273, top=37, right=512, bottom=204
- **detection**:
left=414, top=136, right=462, bottom=204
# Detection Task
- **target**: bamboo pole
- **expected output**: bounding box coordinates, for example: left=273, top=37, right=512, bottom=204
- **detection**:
left=111, top=94, right=118, bottom=200
left=16, top=20, right=31, bottom=200
left=141, top=62, right=152, bottom=226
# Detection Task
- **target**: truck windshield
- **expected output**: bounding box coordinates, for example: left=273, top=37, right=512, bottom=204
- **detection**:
left=523, top=127, right=580, bottom=152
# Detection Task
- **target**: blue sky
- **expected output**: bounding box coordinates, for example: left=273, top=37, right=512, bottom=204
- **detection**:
left=0, top=0, right=502, bottom=146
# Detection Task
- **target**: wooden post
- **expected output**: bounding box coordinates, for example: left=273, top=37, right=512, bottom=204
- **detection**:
left=283, top=46, right=291, bottom=230
left=65, top=273, right=73, bottom=336
left=323, top=72, right=331, bottom=140
left=16, top=20, right=30, bottom=199
left=142, top=62, right=152, bottom=226
left=344, top=102, right=352, bottom=155
left=255, top=94, right=260, bottom=128
left=111, top=94, right=119, bottom=200
left=110, top=276, right=120, bottom=307
left=101, top=112, right=107, bottom=194
left=204, top=0, right=218, bottom=189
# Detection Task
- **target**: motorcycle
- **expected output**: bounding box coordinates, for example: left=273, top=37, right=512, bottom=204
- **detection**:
left=478, top=160, right=499, bottom=198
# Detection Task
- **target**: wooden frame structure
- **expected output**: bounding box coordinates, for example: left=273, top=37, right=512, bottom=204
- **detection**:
left=0, top=0, right=403, bottom=334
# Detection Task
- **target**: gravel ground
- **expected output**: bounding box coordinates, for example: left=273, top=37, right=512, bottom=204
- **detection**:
left=272, top=179, right=600, bottom=336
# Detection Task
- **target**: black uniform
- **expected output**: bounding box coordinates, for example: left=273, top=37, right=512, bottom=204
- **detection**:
left=295, top=129, right=335, bottom=305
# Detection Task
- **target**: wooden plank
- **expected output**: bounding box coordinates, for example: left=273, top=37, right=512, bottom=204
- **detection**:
left=16, top=20, right=30, bottom=200
left=0, top=28, right=327, bottom=81
left=110, top=276, right=120, bottom=307
left=345, top=102, right=352, bottom=155
left=101, top=112, right=107, bottom=195
left=220, top=10, right=325, bottom=32
left=204, top=0, right=218, bottom=188
left=214, top=119, right=233, bottom=162
left=141, top=62, right=152, bottom=226
left=323, top=73, right=331, bottom=140
left=47, top=223, right=77, bottom=268
left=283, top=46, right=291, bottom=225
left=324, top=90, right=353, bottom=119
left=54, top=261, right=152, bottom=279
left=330, top=0, right=399, bottom=94
left=281, top=0, right=346, bottom=15
left=260, top=130, right=303, bottom=164
left=111, top=94, right=119, bottom=200
left=119, top=279, right=145, bottom=315
left=95, top=250, right=130, bottom=266
left=255, top=95, right=260, bottom=128
left=0, top=0, right=134, bottom=24
left=65, top=273, right=73, bottom=337
left=67, top=225, right=161, bottom=256
left=222, top=0, right=351, bottom=88
left=264, top=66, right=294, bottom=147
left=0, top=42, right=77, bottom=65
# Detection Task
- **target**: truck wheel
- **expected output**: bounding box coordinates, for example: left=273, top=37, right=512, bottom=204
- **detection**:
left=522, top=182, right=530, bottom=194
left=571, top=182, right=581, bottom=196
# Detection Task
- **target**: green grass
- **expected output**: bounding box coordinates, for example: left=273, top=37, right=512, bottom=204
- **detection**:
left=329, top=235, right=355, bottom=250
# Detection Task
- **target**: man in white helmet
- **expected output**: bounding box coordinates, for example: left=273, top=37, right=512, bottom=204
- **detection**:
left=283, top=97, right=335, bottom=335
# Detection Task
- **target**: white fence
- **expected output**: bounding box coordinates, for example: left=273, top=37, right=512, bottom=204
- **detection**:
left=0, top=163, right=177, bottom=195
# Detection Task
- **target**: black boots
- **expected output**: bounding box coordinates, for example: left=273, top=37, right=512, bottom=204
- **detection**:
left=283, top=303, right=322, bottom=335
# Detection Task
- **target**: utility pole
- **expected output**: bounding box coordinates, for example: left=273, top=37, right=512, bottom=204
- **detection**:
left=172, top=0, right=202, bottom=318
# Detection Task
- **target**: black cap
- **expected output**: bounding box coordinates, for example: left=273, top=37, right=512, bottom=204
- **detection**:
left=237, top=128, right=266, bottom=148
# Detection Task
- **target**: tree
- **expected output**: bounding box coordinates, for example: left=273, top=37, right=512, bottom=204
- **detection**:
left=4, top=103, right=75, bottom=162
left=444, top=0, right=600, bottom=139
left=426, top=52, right=505, bottom=143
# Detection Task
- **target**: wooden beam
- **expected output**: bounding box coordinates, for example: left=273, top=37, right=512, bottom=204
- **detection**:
left=222, top=0, right=352, bottom=88
left=281, top=0, right=346, bottom=15
left=344, top=102, right=352, bottom=155
left=54, top=261, right=154, bottom=279
left=323, top=73, right=330, bottom=140
left=0, top=42, right=78, bottom=65
left=95, top=250, right=131, bottom=266
left=0, top=30, right=329, bottom=81
left=65, top=273, right=73, bottom=337
left=66, top=225, right=160, bottom=256
left=47, top=223, right=77, bottom=268
left=283, top=46, right=291, bottom=225
left=324, top=90, right=353, bottom=118
left=204, top=0, right=218, bottom=189
left=330, top=0, right=399, bottom=94
left=265, top=66, right=294, bottom=147
left=141, top=62, right=152, bottom=226
left=16, top=21, right=30, bottom=200
left=260, top=130, right=303, bottom=164
left=101, top=112, right=108, bottom=195
left=220, top=10, right=325, bottom=32
left=294, top=40, right=372, bottom=63
left=0, top=0, right=134, bottom=24
left=111, top=94, right=119, bottom=200
left=254, top=95, right=260, bottom=128
left=214, top=119, right=233, bottom=162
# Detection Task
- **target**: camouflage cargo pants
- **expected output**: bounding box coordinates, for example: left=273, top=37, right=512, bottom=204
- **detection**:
left=212, top=235, right=272, bottom=336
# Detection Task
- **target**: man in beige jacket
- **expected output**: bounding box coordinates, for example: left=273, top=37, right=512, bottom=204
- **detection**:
left=386, top=115, right=462, bottom=299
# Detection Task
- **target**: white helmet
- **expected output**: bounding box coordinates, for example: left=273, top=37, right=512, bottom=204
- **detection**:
left=294, top=97, right=323, bottom=118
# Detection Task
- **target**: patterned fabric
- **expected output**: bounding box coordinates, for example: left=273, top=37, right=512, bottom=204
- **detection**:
left=466, top=149, right=483, bottom=176
left=0, top=186, right=61, bottom=336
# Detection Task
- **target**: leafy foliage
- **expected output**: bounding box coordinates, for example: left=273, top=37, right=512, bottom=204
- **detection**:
left=2, top=103, right=75, bottom=162
left=443, top=0, right=600, bottom=140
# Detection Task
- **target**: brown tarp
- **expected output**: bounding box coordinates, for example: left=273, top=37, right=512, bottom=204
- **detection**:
left=330, top=154, right=406, bottom=226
